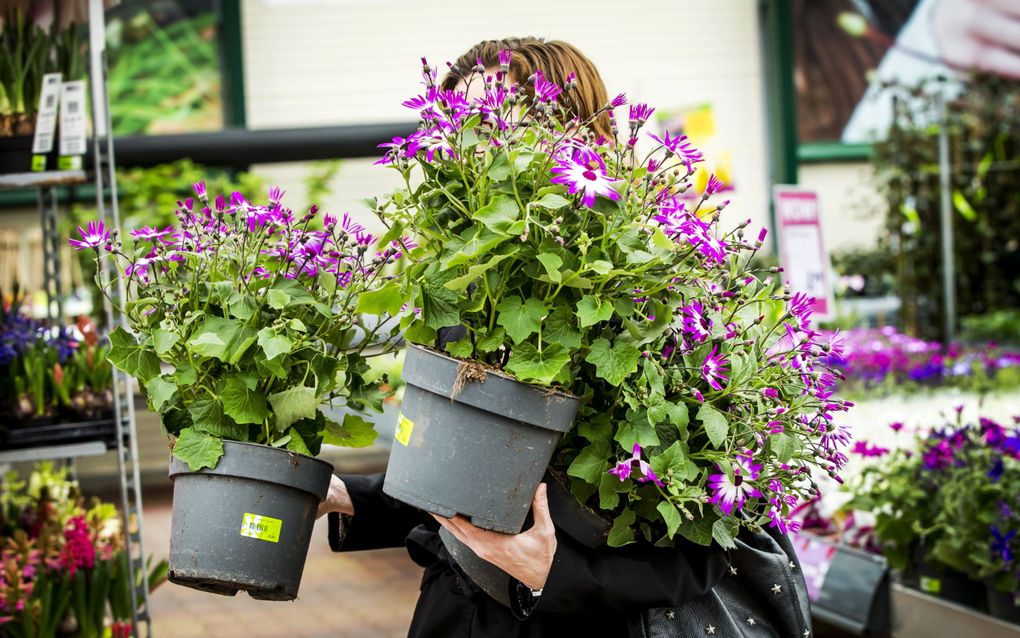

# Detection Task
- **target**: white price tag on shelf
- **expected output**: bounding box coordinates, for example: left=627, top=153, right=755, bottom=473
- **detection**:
left=58, top=80, right=88, bottom=159
left=31, top=73, right=63, bottom=155
left=773, top=186, right=836, bottom=322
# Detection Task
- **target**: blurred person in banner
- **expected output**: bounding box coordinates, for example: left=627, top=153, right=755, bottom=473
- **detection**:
left=316, top=37, right=811, bottom=638
left=794, top=0, right=1020, bottom=144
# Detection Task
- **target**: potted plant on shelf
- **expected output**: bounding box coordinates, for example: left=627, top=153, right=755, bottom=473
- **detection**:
left=0, top=462, right=168, bottom=637
left=70, top=186, right=400, bottom=600
left=0, top=289, right=115, bottom=447
left=372, top=52, right=854, bottom=548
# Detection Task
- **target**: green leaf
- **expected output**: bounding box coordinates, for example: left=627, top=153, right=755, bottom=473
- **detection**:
left=422, top=272, right=461, bottom=330
left=255, top=350, right=288, bottom=380
left=773, top=432, right=798, bottom=463
left=504, top=343, right=571, bottom=385
left=544, top=307, right=581, bottom=350
left=577, top=295, right=614, bottom=327
left=585, top=338, right=641, bottom=385
left=953, top=190, right=978, bottom=222
left=607, top=509, right=637, bottom=547
left=445, top=339, right=474, bottom=359
left=285, top=431, right=313, bottom=456
left=268, top=385, right=318, bottom=431
left=588, top=260, right=613, bottom=275
left=476, top=327, right=506, bottom=353
left=188, top=316, right=258, bottom=366
left=599, top=473, right=627, bottom=509
left=474, top=195, right=520, bottom=234
left=698, top=404, right=729, bottom=449
left=227, top=293, right=257, bottom=321
left=152, top=328, right=180, bottom=357
left=657, top=501, right=682, bottom=538
left=145, top=376, right=177, bottom=412
left=107, top=326, right=161, bottom=382
left=711, top=518, right=738, bottom=550
left=667, top=402, right=690, bottom=430
left=566, top=441, right=610, bottom=484
left=649, top=441, right=699, bottom=483
left=536, top=252, right=563, bottom=283
left=257, top=327, right=293, bottom=361
left=322, top=413, right=377, bottom=448
left=443, top=254, right=513, bottom=292
left=268, top=279, right=316, bottom=310
left=172, top=428, right=224, bottom=471
left=615, top=418, right=660, bottom=451
left=496, top=296, right=546, bottom=343
left=356, top=282, right=405, bottom=316
left=187, top=396, right=247, bottom=439
left=174, top=364, right=198, bottom=386
left=533, top=193, right=570, bottom=209
left=219, top=376, right=269, bottom=425
left=442, top=228, right=510, bottom=268
left=677, top=515, right=715, bottom=546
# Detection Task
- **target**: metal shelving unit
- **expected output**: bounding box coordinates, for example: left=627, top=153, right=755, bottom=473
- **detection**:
left=0, top=2, right=151, bottom=635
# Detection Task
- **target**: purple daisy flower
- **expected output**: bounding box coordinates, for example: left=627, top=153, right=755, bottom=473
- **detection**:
left=607, top=444, right=665, bottom=487
left=68, top=221, right=110, bottom=251
left=628, top=103, right=655, bottom=124
left=550, top=151, right=621, bottom=208
left=708, top=454, right=763, bottom=516
left=531, top=70, right=562, bottom=103
left=702, top=345, right=729, bottom=391
left=609, top=92, right=628, bottom=109
left=647, top=130, right=703, bottom=167
left=192, top=181, right=207, bottom=201
left=130, top=226, right=173, bottom=242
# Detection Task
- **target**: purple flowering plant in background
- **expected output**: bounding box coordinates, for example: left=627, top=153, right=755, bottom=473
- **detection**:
left=823, top=326, right=1020, bottom=395
left=845, top=410, right=1020, bottom=591
left=373, top=53, right=853, bottom=547
left=69, top=187, right=404, bottom=471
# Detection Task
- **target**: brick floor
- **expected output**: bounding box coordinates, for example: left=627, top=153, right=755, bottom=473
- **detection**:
left=142, top=490, right=423, bottom=638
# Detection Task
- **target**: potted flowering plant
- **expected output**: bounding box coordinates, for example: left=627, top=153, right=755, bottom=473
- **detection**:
left=69, top=186, right=399, bottom=599
left=0, top=463, right=168, bottom=637
left=845, top=414, right=1020, bottom=617
left=373, top=52, right=853, bottom=545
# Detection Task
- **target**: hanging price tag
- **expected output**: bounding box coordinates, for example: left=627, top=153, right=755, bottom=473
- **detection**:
left=58, top=80, right=88, bottom=169
left=31, top=73, right=63, bottom=168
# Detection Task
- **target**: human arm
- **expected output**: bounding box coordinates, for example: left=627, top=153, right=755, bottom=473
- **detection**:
left=318, top=472, right=434, bottom=551
left=434, top=482, right=730, bottom=615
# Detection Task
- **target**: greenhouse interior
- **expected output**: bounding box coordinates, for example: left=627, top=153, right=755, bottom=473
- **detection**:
left=1, top=0, right=1019, bottom=637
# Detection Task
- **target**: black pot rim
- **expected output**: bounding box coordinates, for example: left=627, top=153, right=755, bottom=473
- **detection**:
left=407, top=343, right=579, bottom=400
left=169, top=440, right=334, bottom=499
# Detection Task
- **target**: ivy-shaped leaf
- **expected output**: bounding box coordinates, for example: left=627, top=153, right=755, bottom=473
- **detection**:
left=172, top=427, right=224, bottom=471
left=219, top=375, right=269, bottom=425
left=107, top=326, right=161, bottom=382
left=257, top=327, right=293, bottom=361
left=322, top=413, right=377, bottom=448
left=187, top=396, right=247, bottom=439
left=496, top=296, right=546, bottom=343
left=145, top=376, right=177, bottom=412
left=566, top=441, right=610, bottom=485
left=473, top=195, right=520, bottom=234
left=657, top=501, right=683, bottom=538
left=576, top=295, right=614, bottom=327
left=536, top=253, right=563, bottom=283
left=698, top=404, right=729, bottom=449
left=268, top=385, right=318, bottom=431
left=585, top=338, right=641, bottom=385
left=607, top=509, right=637, bottom=547
left=504, top=343, right=570, bottom=385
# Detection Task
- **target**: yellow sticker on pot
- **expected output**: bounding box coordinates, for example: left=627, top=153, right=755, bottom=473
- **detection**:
left=395, top=413, right=414, bottom=446
left=240, top=513, right=282, bottom=543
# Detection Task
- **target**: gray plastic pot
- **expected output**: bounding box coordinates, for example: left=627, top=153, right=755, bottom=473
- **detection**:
left=383, top=344, right=580, bottom=533
left=168, top=440, right=333, bottom=601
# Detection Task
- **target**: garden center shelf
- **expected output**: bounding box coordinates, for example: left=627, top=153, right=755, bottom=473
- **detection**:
left=0, top=169, right=88, bottom=191
left=0, top=0, right=153, bottom=634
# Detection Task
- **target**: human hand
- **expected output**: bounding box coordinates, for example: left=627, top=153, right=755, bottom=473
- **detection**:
left=316, top=474, right=355, bottom=519
left=932, top=0, right=1020, bottom=79
left=433, top=483, right=557, bottom=590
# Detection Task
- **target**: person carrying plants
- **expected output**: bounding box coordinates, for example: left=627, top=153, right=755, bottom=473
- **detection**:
left=318, top=37, right=819, bottom=637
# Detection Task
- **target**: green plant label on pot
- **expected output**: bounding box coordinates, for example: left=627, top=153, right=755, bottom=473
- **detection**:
left=919, top=576, right=942, bottom=595
left=396, top=413, right=414, bottom=446
left=240, top=513, right=282, bottom=543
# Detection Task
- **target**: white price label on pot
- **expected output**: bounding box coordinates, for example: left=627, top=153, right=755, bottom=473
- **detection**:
left=58, top=80, right=88, bottom=157
left=32, top=73, right=62, bottom=155
left=240, top=513, right=282, bottom=543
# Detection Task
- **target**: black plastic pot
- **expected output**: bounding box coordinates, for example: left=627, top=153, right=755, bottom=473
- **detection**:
left=168, top=440, right=333, bottom=601
left=0, top=134, right=56, bottom=173
left=383, top=345, right=580, bottom=534
left=987, top=587, right=1020, bottom=624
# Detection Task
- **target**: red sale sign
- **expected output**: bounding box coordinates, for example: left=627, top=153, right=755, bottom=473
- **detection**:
left=773, top=187, right=835, bottom=321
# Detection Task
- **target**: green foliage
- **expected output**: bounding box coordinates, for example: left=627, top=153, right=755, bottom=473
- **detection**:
left=377, top=65, right=853, bottom=545
left=873, top=76, right=1020, bottom=341
left=82, top=185, right=396, bottom=470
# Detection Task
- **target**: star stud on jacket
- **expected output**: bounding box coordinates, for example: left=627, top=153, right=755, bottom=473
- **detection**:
left=771, top=583, right=782, bottom=595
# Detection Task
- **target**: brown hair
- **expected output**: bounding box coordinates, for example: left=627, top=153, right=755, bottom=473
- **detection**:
left=441, top=37, right=613, bottom=141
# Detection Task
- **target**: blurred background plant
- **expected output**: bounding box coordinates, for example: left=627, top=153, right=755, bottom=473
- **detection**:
left=0, top=284, right=112, bottom=425
left=0, top=462, right=168, bottom=637
left=872, top=74, right=1020, bottom=343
